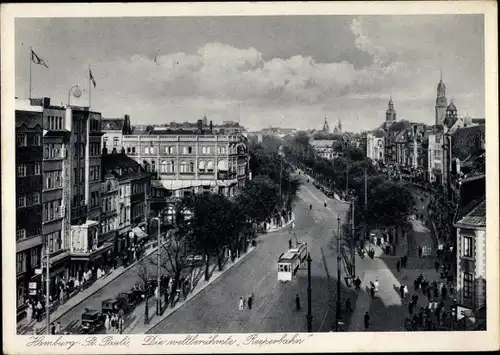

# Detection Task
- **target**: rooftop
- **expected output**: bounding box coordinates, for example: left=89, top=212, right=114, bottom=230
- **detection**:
left=456, top=200, right=486, bottom=228
left=101, top=152, right=151, bottom=181
left=101, top=118, right=125, bottom=131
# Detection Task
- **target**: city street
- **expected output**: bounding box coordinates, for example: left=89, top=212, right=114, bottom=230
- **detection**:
left=148, top=176, right=352, bottom=333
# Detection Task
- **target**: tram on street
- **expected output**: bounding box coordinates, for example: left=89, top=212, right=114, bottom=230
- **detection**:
left=277, top=251, right=300, bottom=282
left=288, top=241, right=308, bottom=267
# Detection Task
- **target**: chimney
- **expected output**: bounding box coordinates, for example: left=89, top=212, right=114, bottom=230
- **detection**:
left=209, top=120, right=213, bottom=133
left=197, top=119, right=203, bottom=134
left=43, top=97, right=51, bottom=108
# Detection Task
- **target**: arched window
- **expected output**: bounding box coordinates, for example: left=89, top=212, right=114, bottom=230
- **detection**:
left=107, top=181, right=112, bottom=192
left=190, top=161, right=194, bottom=173
left=151, top=160, right=156, bottom=172
left=170, top=161, right=175, bottom=173
left=161, top=160, right=168, bottom=173
left=199, top=161, right=206, bottom=172
left=206, top=161, right=214, bottom=172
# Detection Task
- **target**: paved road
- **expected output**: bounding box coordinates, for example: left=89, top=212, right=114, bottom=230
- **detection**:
left=148, top=177, right=351, bottom=334
left=55, top=251, right=163, bottom=334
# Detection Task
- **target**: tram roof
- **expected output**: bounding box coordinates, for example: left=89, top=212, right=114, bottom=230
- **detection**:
left=279, top=251, right=298, bottom=261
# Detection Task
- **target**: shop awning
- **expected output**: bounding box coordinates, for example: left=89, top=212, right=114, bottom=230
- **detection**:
left=152, top=179, right=216, bottom=191
left=132, top=227, right=148, bottom=240
left=218, top=160, right=229, bottom=171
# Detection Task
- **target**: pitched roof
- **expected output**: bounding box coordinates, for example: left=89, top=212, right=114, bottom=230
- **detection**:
left=101, top=118, right=125, bottom=131
left=451, top=125, right=485, bottom=161
left=101, top=153, right=151, bottom=181
left=456, top=200, right=486, bottom=228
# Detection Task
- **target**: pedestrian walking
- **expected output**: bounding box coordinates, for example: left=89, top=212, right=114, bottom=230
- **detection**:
left=119, top=316, right=124, bottom=334
left=396, top=259, right=400, bottom=272
left=50, top=323, right=56, bottom=335
left=248, top=294, right=253, bottom=310
left=434, top=260, right=440, bottom=273
left=56, top=321, right=61, bottom=334
left=426, top=286, right=432, bottom=301
left=354, top=277, right=361, bottom=291
left=345, top=298, right=353, bottom=313
left=26, top=303, right=33, bottom=323
left=399, top=284, right=404, bottom=299
left=364, top=312, right=370, bottom=330
left=408, top=300, right=414, bottom=315
left=288, top=239, right=292, bottom=249
left=374, top=279, right=379, bottom=293
left=412, top=293, right=419, bottom=305
left=295, top=294, right=301, bottom=311
left=238, top=297, right=244, bottom=311
left=105, top=315, right=110, bottom=332
left=441, top=285, right=447, bottom=300
left=404, top=285, right=409, bottom=299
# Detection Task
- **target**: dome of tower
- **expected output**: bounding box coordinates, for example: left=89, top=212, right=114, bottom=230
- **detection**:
left=447, top=101, right=457, bottom=112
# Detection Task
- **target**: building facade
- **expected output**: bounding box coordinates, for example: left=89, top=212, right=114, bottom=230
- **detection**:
left=366, top=132, right=385, bottom=163
left=15, top=104, right=44, bottom=317
left=427, top=131, right=444, bottom=184
left=454, top=200, right=486, bottom=317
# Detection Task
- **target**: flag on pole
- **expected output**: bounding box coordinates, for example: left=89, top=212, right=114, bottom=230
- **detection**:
left=89, top=68, right=96, bottom=88
left=31, top=49, right=48, bottom=68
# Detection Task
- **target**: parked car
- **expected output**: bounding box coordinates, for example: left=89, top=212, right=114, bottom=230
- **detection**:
left=81, top=309, right=105, bottom=334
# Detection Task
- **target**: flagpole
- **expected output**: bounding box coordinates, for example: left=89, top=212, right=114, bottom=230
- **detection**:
left=88, top=64, right=92, bottom=109
left=29, top=46, right=32, bottom=100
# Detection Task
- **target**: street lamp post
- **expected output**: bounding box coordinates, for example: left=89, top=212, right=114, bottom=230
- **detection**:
left=336, top=213, right=342, bottom=332
left=43, top=237, right=50, bottom=335
left=306, top=253, right=313, bottom=332
left=67, top=85, right=82, bottom=106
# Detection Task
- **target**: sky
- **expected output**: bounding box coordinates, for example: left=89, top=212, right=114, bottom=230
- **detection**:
left=15, top=15, right=485, bottom=132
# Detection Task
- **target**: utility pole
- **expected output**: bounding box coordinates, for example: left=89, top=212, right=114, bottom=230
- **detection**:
left=156, top=213, right=161, bottom=316
left=364, top=166, right=368, bottom=249
left=45, top=241, right=50, bottom=335
left=336, top=214, right=342, bottom=331
left=351, top=198, right=355, bottom=279
left=306, top=253, right=313, bottom=332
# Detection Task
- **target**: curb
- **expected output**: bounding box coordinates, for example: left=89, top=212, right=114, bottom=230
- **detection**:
left=265, top=216, right=296, bottom=234
left=143, top=246, right=257, bottom=334
left=25, top=245, right=159, bottom=332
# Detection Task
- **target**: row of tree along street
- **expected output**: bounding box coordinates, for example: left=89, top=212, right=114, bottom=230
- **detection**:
left=135, top=136, right=301, bottom=322
left=282, top=132, right=416, bottom=261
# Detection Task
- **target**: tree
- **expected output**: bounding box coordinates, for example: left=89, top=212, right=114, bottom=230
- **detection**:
left=237, top=175, right=280, bottom=226
left=136, top=261, right=151, bottom=325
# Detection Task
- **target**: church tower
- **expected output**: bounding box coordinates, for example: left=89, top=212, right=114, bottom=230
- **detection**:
left=385, top=97, right=396, bottom=122
left=338, top=119, right=342, bottom=133
left=323, top=114, right=329, bottom=133
left=435, top=71, right=448, bottom=125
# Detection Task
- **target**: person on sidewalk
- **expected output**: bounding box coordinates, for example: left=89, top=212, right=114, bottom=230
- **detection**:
left=374, top=279, right=379, bottom=293
left=354, top=277, right=361, bottom=291
left=238, top=297, right=244, bottom=311
left=345, top=298, right=353, bottom=313
left=288, top=239, right=292, bottom=250
left=105, top=314, right=110, bottom=332
left=26, top=302, right=33, bottom=323
left=248, top=294, right=253, bottom=310
left=418, top=246, right=423, bottom=258
left=364, top=312, right=370, bottom=331
left=408, top=300, right=414, bottom=315
left=399, top=284, right=404, bottom=299
left=295, top=294, right=301, bottom=311
left=396, top=259, right=400, bottom=272
left=50, top=323, right=56, bottom=335
left=119, top=316, right=124, bottom=334
left=434, top=260, right=440, bottom=273
left=404, top=285, right=409, bottom=299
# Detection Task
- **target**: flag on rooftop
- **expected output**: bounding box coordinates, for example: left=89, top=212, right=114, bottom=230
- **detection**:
left=31, top=49, right=48, bottom=68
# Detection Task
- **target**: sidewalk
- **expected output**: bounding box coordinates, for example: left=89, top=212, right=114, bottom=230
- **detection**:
left=265, top=214, right=296, bottom=233
left=125, top=246, right=256, bottom=334
left=17, top=244, right=159, bottom=334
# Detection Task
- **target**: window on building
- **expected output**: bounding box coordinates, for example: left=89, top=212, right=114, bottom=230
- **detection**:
left=33, top=192, right=40, bottom=205
left=17, top=164, right=27, bottom=177
left=34, top=162, right=41, bottom=175
left=463, top=272, right=473, bottom=299
left=132, top=147, right=136, bottom=154
left=17, top=133, right=27, bottom=147
left=180, top=161, right=188, bottom=173
left=31, top=247, right=40, bottom=267
left=33, top=134, right=41, bottom=146
left=463, top=236, right=473, bottom=258
left=16, top=229, right=26, bottom=241
left=113, top=137, right=119, bottom=146
left=151, top=160, right=156, bottom=172
left=190, top=161, right=194, bottom=173
left=17, top=195, right=26, bottom=208
left=160, top=160, right=167, bottom=173
left=16, top=252, right=27, bottom=274
left=48, top=231, right=62, bottom=253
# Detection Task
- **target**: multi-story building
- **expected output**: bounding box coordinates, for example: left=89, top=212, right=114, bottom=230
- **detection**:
left=310, top=139, right=337, bottom=160
left=15, top=102, right=44, bottom=318
left=427, top=127, right=445, bottom=184
left=101, top=151, right=151, bottom=264
left=120, top=120, right=249, bottom=217
left=101, top=115, right=132, bottom=153
left=66, top=106, right=109, bottom=281
left=454, top=200, right=486, bottom=321
left=366, top=131, right=385, bottom=163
